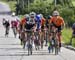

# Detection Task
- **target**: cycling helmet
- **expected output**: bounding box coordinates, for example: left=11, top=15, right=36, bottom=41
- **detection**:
left=53, top=11, right=59, bottom=16
left=48, top=15, right=52, bottom=19
left=24, top=14, right=29, bottom=19
left=3, top=18, right=6, bottom=21
left=36, top=14, right=41, bottom=20
left=39, top=14, right=43, bottom=18
left=12, top=12, right=15, bottom=16
left=29, top=12, right=36, bottom=18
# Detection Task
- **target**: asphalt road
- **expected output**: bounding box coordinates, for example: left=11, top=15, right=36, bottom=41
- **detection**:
left=0, top=2, right=11, bottom=14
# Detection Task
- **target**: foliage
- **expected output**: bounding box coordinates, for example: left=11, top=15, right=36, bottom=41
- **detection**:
left=62, top=28, right=75, bottom=47
left=1, top=0, right=75, bottom=27
left=60, top=8, right=75, bottom=26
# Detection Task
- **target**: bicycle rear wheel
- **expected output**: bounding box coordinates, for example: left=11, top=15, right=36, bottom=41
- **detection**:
left=55, top=40, right=59, bottom=55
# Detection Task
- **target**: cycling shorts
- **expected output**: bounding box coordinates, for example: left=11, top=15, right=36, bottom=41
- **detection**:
left=41, top=25, right=44, bottom=32
left=25, top=23, right=34, bottom=30
left=56, top=26, right=62, bottom=32
left=51, top=23, right=62, bottom=32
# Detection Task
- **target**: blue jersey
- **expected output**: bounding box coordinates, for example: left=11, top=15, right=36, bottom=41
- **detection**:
left=35, top=15, right=41, bottom=29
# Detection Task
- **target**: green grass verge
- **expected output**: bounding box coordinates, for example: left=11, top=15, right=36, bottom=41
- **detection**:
left=62, top=28, right=75, bottom=47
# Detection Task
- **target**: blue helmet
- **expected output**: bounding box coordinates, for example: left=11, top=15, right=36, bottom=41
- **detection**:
left=36, top=14, right=41, bottom=21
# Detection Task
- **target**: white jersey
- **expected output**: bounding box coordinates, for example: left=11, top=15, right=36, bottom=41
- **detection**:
left=26, top=17, right=35, bottom=24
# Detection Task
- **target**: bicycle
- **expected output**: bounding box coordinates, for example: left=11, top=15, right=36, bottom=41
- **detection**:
left=49, top=26, right=59, bottom=55
left=20, top=29, right=26, bottom=49
left=44, top=26, right=48, bottom=46
left=34, top=30, right=40, bottom=50
left=26, top=29, right=33, bottom=55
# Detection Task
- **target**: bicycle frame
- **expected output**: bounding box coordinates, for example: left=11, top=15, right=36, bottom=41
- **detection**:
left=49, top=26, right=59, bottom=55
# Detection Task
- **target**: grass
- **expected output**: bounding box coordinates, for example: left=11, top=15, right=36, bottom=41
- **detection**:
left=62, top=28, right=75, bottom=47
left=62, top=28, right=72, bottom=44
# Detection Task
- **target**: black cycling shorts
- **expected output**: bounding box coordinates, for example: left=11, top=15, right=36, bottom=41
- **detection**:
left=56, top=26, right=62, bottom=32
left=41, top=25, right=44, bottom=32
left=51, top=23, right=62, bottom=32
left=25, top=23, right=34, bottom=30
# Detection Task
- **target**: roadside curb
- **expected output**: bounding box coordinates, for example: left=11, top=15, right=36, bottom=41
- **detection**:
left=64, top=45, right=75, bottom=51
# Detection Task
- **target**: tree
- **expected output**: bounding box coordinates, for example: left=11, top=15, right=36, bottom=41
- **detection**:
left=52, top=0, right=73, bottom=7
left=16, top=0, right=34, bottom=14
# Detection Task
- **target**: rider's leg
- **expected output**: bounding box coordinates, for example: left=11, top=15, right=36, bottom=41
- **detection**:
left=5, top=27, right=7, bottom=37
left=5, top=27, right=9, bottom=37
left=57, top=26, right=62, bottom=48
left=41, top=31, right=44, bottom=49
left=58, top=32, right=62, bottom=47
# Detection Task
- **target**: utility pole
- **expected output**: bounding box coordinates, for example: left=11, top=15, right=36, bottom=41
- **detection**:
left=17, top=0, right=19, bottom=4
left=28, top=0, right=29, bottom=12
left=22, top=0, right=24, bottom=9
left=55, top=0, right=57, bottom=7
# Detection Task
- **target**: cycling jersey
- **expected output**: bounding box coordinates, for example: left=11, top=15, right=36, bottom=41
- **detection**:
left=35, top=15, right=41, bottom=30
left=41, top=17, right=46, bottom=26
left=50, top=16, right=64, bottom=27
left=25, top=17, right=35, bottom=30
left=20, top=18, right=26, bottom=25
left=11, top=21, right=18, bottom=28
left=5, top=21, right=10, bottom=28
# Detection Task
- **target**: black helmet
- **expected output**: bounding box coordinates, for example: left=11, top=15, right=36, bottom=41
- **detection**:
left=48, top=15, right=52, bottom=19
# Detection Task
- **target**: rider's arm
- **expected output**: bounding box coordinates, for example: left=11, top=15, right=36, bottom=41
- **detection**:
left=61, top=18, right=65, bottom=28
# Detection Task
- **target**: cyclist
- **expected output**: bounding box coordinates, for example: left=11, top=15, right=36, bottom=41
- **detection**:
left=25, top=12, right=36, bottom=55
left=40, top=14, right=46, bottom=47
left=35, top=14, right=42, bottom=47
left=49, top=10, right=65, bottom=50
left=70, top=23, right=75, bottom=45
left=46, top=15, right=52, bottom=29
left=18, top=14, right=29, bottom=45
left=11, top=18, right=18, bottom=37
left=25, top=12, right=36, bottom=30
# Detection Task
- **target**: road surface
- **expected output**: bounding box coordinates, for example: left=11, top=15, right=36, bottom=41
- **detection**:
left=0, top=2, right=11, bottom=14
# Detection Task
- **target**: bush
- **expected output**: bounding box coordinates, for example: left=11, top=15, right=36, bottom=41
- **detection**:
left=60, top=8, right=75, bottom=27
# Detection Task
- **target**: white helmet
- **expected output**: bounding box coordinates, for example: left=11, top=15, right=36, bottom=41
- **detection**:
left=24, top=14, right=29, bottom=18
left=39, top=14, right=43, bottom=18
left=53, top=11, right=59, bottom=16
left=29, top=12, right=36, bottom=18
left=12, top=12, right=15, bottom=16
